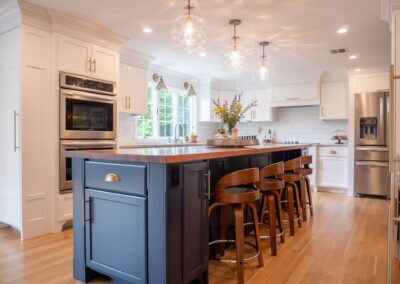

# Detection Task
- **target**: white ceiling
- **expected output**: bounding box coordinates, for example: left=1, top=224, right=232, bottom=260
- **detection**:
left=28, top=0, right=390, bottom=80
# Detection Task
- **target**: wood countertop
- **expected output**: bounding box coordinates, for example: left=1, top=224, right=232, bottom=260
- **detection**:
left=66, top=144, right=310, bottom=164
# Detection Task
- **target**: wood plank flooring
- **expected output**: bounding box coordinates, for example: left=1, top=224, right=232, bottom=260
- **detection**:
left=0, top=192, right=395, bottom=284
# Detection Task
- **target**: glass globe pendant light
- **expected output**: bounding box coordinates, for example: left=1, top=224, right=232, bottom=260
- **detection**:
left=171, top=0, right=206, bottom=55
left=222, top=19, right=251, bottom=74
left=258, top=41, right=272, bottom=81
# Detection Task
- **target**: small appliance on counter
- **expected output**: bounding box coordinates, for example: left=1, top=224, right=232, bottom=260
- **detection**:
left=354, top=91, right=389, bottom=197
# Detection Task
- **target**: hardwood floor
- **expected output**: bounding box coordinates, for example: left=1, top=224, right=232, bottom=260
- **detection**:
left=0, top=192, right=394, bottom=284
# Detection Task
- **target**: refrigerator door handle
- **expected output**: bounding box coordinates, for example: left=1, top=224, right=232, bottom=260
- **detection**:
left=355, top=146, right=388, bottom=151
left=355, top=161, right=388, bottom=167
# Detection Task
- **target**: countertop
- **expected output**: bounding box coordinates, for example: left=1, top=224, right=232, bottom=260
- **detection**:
left=119, top=142, right=205, bottom=149
left=66, top=143, right=311, bottom=164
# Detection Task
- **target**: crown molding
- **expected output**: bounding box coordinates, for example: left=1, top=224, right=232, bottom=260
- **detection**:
left=48, top=9, right=128, bottom=51
left=150, top=63, right=203, bottom=83
left=120, top=47, right=155, bottom=69
left=0, top=0, right=20, bottom=33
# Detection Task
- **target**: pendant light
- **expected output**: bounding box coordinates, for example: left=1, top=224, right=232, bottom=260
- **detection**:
left=222, top=19, right=251, bottom=73
left=171, top=0, right=206, bottom=55
left=258, top=41, right=272, bottom=81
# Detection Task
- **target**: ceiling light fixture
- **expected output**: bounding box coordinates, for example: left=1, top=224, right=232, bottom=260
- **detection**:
left=354, top=68, right=361, bottom=72
left=337, top=27, right=348, bottom=34
left=153, top=74, right=168, bottom=91
left=222, top=19, right=251, bottom=74
left=142, top=27, right=152, bottom=33
left=199, top=52, right=207, bottom=57
left=258, top=41, right=273, bottom=81
left=184, top=82, right=197, bottom=96
left=349, top=54, right=358, bottom=59
left=171, top=0, right=206, bottom=55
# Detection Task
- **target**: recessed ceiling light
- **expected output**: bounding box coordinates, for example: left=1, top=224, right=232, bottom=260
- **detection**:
left=337, top=27, right=348, bottom=34
left=199, top=52, right=207, bottom=57
left=349, top=55, right=358, bottom=59
left=354, top=68, right=361, bottom=72
left=142, top=27, right=152, bottom=33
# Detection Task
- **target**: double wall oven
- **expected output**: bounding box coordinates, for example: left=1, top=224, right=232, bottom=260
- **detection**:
left=59, top=73, right=117, bottom=193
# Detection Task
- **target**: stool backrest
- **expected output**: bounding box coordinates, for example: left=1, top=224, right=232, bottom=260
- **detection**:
left=300, top=155, right=312, bottom=168
left=215, top=167, right=259, bottom=193
left=284, top=157, right=301, bottom=171
left=259, top=162, right=285, bottom=190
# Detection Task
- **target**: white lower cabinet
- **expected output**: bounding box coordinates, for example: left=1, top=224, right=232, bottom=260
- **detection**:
left=317, top=146, right=348, bottom=191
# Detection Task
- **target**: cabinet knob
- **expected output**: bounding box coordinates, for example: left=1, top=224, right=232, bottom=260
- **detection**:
left=105, top=173, right=121, bottom=183
left=396, top=171, right=400, bottom=177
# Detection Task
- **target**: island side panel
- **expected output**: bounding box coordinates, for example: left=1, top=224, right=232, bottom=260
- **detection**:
left=148, top=163, right=168, bottom=284
left=72, top=158, right=99, bottom=282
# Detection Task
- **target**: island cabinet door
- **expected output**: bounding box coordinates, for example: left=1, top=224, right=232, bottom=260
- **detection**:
left=181, top=162, right=209, bottom=283
left=85, top=189, right=147, bottom=284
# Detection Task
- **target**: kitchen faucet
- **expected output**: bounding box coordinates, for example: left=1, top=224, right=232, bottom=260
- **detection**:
left=174, top=123, right=184, bottom=143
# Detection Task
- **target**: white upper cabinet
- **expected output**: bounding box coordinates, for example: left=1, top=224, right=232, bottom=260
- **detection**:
left=57, top=34, right=119, bottom=82
left=91, top=45, right=119, bottom=82
left=241, top=89, right=275, bottom=122
left=119, top=63, right=147, bottom=115
left=320, top=81, right=348, bottom=120
left=270, top=82, right=320, bottom=107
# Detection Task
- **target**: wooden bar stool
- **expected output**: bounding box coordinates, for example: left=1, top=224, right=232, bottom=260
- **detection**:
left=282, top=157, right=303, bottom=236
left=208, top=168, right=263, bottom=284
left=295, top=155, right=314, bottom=219
left=258, top=162, right=286, bottom=256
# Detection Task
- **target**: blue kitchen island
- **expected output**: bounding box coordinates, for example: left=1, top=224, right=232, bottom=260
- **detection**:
left=67, top=144, right=309, bottom=284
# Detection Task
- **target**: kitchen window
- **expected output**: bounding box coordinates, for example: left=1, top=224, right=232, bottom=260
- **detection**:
left=136, top=85, right=196, bottom=139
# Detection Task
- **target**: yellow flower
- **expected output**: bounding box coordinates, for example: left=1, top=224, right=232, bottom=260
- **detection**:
left=221, top=105, right=227, bottom=112
left=212, top=107, right=219, bottom=114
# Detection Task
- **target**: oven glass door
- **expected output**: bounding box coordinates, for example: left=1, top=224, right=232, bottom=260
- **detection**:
left=66, top=98, right=113, bottom=131
left=60, top=89, right=116, bottom=139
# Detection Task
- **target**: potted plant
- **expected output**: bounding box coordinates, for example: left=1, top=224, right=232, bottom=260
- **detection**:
left=212, top=93, right=257, bottom=136
left=189, top=128, right=198, bottom=143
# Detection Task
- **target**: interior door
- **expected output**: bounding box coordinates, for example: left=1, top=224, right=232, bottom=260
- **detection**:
left=85, top=189, right=147, bottom=284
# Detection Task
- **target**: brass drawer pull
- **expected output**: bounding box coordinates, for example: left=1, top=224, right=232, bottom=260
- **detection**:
left=329, top=150, right=337, bottom=154
left=396, top=171, right=400, bottom=177
left=105, top=173, right=121, bottom=183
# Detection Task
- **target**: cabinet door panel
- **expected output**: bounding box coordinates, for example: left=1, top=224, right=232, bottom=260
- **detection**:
left=85, top=189, right=146, bottom=284
left=317, top=157, right=348, bottom=188
left=320, top=82, right=347, bottom=120
left=92, top=45, right=119, bottom=81
left=57, top=35, right=91, bottom=76
left=128, top=66, right=147, bottom=115
left=182, top=162, right=208, bottom=283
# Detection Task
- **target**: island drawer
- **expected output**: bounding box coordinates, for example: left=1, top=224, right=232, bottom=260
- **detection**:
left=318, top=146, right=348, bottom=157
left=85, top=161, right=146, bottom=196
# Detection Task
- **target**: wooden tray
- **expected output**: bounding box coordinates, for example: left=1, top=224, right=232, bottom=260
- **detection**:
left=206, top=138, right=259, bottom=148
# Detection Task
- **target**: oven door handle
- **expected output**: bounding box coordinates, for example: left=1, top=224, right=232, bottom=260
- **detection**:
left=61, top=140, right=117, bottom=147
left=62, top=91, right=116, bottom=103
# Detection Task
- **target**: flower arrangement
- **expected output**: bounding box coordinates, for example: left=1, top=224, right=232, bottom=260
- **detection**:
left=212, top=93, right=257, bottom=135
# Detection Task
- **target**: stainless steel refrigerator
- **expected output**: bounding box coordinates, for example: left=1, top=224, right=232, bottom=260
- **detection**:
left=354, top=91, right=390, bottom=197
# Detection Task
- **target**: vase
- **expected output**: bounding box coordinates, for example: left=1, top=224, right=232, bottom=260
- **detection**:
left=223, top=122, right=237, bottom=136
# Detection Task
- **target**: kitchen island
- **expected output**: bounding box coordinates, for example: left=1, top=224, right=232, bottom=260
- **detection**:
left=67, top=144, right=310, bottom=284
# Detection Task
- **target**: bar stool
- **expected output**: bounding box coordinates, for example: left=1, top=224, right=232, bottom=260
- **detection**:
left=282, top=157, right=303, bottom=236
left=295, top=155, right=314, bottom=219
left=258, top=162, right=286, bottom=256
left=208, top=168, right=263, bottom=284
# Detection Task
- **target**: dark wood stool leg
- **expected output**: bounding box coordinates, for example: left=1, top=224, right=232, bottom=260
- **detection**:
left=273, top=190, right=285, bottom=243
left=289, top=182, right=303, bottom=228
left=300, top=178, right=308, bottom=222
left=248, top=202, right=263, bottom=267
left=286, top=185, right=295, bottom=236
left=234, top=204, right=245, bottom=284
left=267, top=192, right=277, bottom=256
left=259, top=193, right=268, bottom=224
left=219, top=205, right=227, bottom=256
left=305, top=176, right=314, bottom=216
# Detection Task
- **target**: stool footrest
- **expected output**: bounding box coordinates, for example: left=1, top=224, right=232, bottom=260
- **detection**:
left=209, top=239, right=260, bottom=263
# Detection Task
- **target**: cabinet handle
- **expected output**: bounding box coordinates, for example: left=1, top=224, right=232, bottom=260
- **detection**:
left=204, top=170, right=211, bottom=200
left=286, top=97, right=300, bottom=101
left=329, top=150, right=337, bottom=154
left=321, top=106, right=324, bottom=117
left=93, top=59, right=96, bottom=73
left=13, top=110, right=20, bottom=152
left=105, top=173, right=121, bottom=183
left=128, top=97, right=131, bottom=109
left=125, top=96, right=128, bottom=109
left=396, top=171, right=400, bottom=177
left=84, top=199, right=92, bottom=222
left=88, top=59, right=92, bottom=71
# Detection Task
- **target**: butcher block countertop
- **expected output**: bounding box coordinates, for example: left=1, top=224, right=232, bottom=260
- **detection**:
left=66, top=143, right=310, bottom=164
